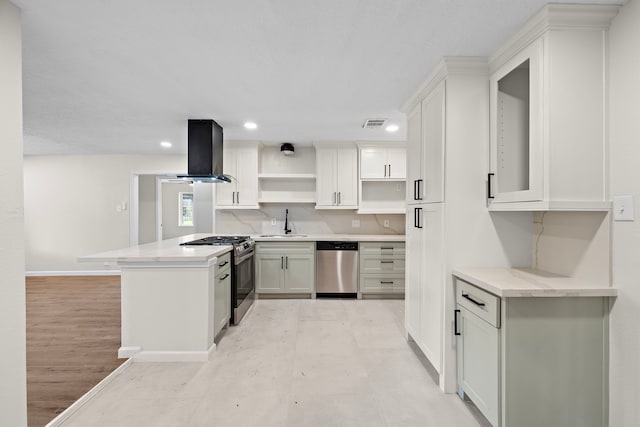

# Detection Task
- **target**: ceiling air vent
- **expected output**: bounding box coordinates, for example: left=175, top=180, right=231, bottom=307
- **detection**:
left=362, top=118, right=387, bottom=129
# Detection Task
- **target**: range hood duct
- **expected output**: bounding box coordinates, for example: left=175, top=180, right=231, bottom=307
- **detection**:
left=178, top=119, right=231, bottom=183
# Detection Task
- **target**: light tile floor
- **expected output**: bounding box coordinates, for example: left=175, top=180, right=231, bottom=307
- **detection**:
left=63, top=299, right=485, bottom=427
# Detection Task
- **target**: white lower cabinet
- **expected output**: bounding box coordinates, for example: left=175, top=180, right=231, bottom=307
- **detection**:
left=405, top=203, right=444, bottom=373
left=454, top=277, right=609, bottom=427
left=456, top=304, right=499, bottom=426
left=255, top=242, right=315, bottom=294
left=213, top=253, right=231, bottom=339
left=358, top=242, right=405, bottom=296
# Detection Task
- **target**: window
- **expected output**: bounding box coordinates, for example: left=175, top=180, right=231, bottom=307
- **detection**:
left=179, top=192, right=194, bottom=227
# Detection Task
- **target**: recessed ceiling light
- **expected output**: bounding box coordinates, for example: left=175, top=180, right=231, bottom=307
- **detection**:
left=244, top=121, right=257, bottom=130
left=160, top=141, right=172, bottom=148
left=385, top=124, right=399, bottom=133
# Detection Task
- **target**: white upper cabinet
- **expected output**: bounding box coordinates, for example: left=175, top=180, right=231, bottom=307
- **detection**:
left=360, top=146, right=406, bottom=180
left=487, top=4, right=618, bottom=211
left=315, top=144, right=358, bottom=209
left=421, top=82, right=445, bottom=204
left=357, top=142, right=406, bottom=214
left=215, top=142, right=260, bottom=209
left=406, top=102, right=422, bottom=204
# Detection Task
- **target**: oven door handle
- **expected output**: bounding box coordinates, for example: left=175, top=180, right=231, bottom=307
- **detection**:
left=234, top=249, right=255, bottom=265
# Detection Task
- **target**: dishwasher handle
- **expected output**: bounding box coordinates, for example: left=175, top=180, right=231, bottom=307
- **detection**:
left=316, top=241, right=359, bottom=251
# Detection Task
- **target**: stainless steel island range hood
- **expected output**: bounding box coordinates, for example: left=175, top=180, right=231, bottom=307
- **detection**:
left=178, top=119, right=231, bottom=183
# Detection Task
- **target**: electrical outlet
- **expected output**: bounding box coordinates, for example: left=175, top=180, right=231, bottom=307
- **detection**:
left=271, top=218, right=277, bottom=226
left=383, top=219, right=390, bottom=228
left=396, top=183, right=402, bottom=192
left=352, top=219, right=360, bottom=228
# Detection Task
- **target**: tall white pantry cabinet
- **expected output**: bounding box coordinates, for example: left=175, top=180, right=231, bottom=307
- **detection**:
left=403, top=58, right=531, bottom=393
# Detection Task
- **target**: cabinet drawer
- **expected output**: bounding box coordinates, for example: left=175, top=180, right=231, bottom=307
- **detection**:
left=456, top=279, right=500, bottom=328
left=359, top=242, right=405, bottom=256
left=360, top=275, right=405, bottom=293
left=216, top=267, right=231, bottom=284
left=360, top=257, right=405, bottom=274
left=216, top=252, right=231, bottom=274
left=256, top=242, right=315, bottom=254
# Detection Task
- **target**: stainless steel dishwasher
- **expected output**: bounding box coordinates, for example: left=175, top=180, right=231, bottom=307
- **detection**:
left=316, top=241, right=358, bottom=297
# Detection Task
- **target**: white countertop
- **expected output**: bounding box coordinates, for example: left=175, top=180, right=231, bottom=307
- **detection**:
left=79, top=234, right=232, bottom=264
left=452, top=267, right=617, bottom=298
left=252, top=233, right=405, bottom=242
left=80, top=233, right=405, bottom=264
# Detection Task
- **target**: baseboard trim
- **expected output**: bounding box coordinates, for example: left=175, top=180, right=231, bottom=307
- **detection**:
left=45, top=358, right=133, bottom=427
left=26, top=270, right=121, bottom=277
left=128, top=342, right=217, bottom=362
left=118, top=346, right=141, bottom=358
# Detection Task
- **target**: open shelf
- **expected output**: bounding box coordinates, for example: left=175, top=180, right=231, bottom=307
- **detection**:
left=258, top=173, right=316, bottom=180
left=358, top=180, right=406, bottom=215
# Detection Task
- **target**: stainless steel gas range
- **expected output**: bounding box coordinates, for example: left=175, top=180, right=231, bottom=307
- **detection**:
left=180, top=235, right=255, bottom=325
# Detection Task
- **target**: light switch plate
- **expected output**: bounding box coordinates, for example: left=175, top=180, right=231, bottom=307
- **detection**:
left=383, top=219, right=390, bottom=228
left=352, top=219, right=360, bottom=228
left=614, top=195, right=634, bottom=221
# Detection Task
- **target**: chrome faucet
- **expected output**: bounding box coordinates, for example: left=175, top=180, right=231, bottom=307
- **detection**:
left=284, top=209, right=292, bottom=234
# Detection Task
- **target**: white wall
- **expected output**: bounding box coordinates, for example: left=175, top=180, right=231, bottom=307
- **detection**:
left=161, top=181, right=195, bottom=239
left=608, top=1, right=640, bottom=425
left=138, top=175, right=157, bottom=244
left=24, top=154, right=185, bottom=272
left=0, top=1, right=27, bottom=424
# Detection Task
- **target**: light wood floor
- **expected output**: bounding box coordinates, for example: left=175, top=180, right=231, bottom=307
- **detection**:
left=26, top=275, right=125, bottom=427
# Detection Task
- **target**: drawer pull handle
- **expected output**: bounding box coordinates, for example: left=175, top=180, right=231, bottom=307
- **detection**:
left=454, top=309, right=461, bottom=336
left=381, top=247, right=394, bottom=250
left=218, top=261, right=229, bottom=267
left=462, top=293, right=486, bottom=307
left=380, top=260, right=394, bottom=264
left=219, top=273, right=230, bottom=281
left=380, top=281, right=394, bottom=284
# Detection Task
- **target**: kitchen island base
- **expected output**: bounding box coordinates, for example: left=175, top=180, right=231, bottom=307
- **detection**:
left=119, top=257, right=229, bottom=362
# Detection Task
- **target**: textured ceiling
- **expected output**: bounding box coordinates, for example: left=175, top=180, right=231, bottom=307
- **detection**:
left=15, top=0, right=623, bottom=155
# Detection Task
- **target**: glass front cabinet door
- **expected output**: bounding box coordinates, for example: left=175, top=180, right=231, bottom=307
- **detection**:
left=489, top=39, right=543, bottom=204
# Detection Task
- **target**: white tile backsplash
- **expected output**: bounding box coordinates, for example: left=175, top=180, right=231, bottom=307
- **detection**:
left=216, top=205, right=405, bottom=236
left=533, top=211, right=610, bottom=284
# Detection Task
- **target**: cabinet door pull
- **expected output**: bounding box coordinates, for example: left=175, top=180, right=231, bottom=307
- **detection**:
left=417, top=179, right=423, bottom=200
left=236, top=191, right=240, bottom=204
left=281, top=256, right=284, bottom=270
left=219, top=273, right=230, bottom=281
left=384, top=164, right=387, bottom=177
left=388, top=164, right=391, bottom=177
left=232, top=192, right=235, bottom=204
left=462, top=293, right=486, bottom=307
left=285, top=256, right=288, bottom=269
left=333, top=192, right=336, bottom=205
left=218, top=261, right=229, bottom=267
left=380, top=280, right=394, bottom=284
left=415, top=207, right=423, bottom=229
left=338, top=192, right=341, bottom=205
left=380, top=260, right=394, bottom=264
left=487, top=173, right=495, bottom=199
left=413, top=180, right=418, bottom=200
left=454, top=309, right=461, bottom=336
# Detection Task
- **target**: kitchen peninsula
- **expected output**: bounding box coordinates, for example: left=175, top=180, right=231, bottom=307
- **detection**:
left=81, top=233, right=406, bottom=362
left=81, top=234, right=233, bottom=362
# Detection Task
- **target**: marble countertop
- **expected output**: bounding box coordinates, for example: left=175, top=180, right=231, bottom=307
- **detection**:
left=452, top=267, right=617, bottom=298
left=252, top=233, right=405, bottom=242
left=79, top=234, right=232, bottom=264
left=80, top=233, right=405, bottom=265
